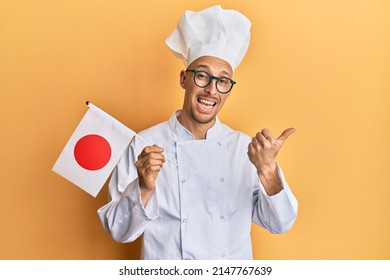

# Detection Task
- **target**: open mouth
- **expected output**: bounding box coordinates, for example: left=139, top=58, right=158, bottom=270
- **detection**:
left=197, top=98, right=217, bottom=111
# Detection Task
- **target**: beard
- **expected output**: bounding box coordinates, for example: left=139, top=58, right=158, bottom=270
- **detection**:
left=190, top=107, right=217, bottom=124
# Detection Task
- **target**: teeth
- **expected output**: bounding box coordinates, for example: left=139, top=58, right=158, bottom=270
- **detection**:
left=198, top=98, right=216, bottom=106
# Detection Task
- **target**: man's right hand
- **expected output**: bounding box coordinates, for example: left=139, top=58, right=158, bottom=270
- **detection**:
left=135, top=145, right=165, bottom=206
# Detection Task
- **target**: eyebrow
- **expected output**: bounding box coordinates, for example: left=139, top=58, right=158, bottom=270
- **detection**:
left=196, top=64, right=231, bottom=78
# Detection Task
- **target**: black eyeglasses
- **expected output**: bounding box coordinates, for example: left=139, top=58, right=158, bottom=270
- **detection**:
left=186, top=70, right=236, bottom=94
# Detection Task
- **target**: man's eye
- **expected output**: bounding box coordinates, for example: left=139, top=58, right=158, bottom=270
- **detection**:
left=219, top=78, right=228, bottom=85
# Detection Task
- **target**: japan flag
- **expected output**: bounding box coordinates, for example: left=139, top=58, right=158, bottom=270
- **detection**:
left=52, top=102, right=135, bottom=197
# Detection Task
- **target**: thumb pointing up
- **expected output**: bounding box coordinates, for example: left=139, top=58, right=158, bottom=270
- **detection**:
left=277, top=128, right=296, bottom=144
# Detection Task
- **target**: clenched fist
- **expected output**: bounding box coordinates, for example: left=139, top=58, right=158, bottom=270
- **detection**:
left=135, top=145, right=165, bottom=205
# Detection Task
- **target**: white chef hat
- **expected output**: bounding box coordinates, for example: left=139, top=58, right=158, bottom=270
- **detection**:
left=165, top=5, right=251, bottom=71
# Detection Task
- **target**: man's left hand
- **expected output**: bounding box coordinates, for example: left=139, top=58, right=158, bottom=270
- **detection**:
left=248, top=128, right=296, bottom=195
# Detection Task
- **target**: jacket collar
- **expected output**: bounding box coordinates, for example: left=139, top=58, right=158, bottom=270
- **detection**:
left=168, top=110, right=223, bottom=141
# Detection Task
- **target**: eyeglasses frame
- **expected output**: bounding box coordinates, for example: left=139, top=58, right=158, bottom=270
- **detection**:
left=185, top=69, right=236, bottom=94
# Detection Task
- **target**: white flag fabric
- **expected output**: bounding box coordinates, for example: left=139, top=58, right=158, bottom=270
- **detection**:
left=52, top=102, right=135, bottom=197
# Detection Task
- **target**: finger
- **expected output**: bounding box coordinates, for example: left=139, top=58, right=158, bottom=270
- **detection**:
left=138, top=153, right=166, bottom=166
left=136, top=148, right=165, bottom=164
left=277, top=128, right=296, bottom=143
left=138, top=145, right=164, bottom=159
left=144, top=164, right=163, bottom=173
left=136, top=158, right=165, bottom=176
left=247, top=142, right=257, bottom=155
left=261, top=128, right=275, bottom=142
left=251, top=137, right=262, bottom=151
left=147, top=145, right=164, bottom=153
left=142, top=157, right=165, bottom=167
left=149, top=164, right=164, bottom=171
left=255, top=132, right=267, bottom=145
left=137, top=164, right=163, bottom=181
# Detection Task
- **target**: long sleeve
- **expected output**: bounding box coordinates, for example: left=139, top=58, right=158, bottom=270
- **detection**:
left=252, top=163, right=298, bottom=234
left=97, top=142, right=159, bottom=243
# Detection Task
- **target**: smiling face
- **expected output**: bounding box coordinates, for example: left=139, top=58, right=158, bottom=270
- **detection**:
left=178, top=56, right=233, bottom=134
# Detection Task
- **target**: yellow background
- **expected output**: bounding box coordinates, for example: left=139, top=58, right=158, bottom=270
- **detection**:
left=1, top=0, right=389, bottom=259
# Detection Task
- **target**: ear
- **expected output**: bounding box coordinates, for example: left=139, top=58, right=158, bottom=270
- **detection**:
left=179, top=70, right=186, bottom=89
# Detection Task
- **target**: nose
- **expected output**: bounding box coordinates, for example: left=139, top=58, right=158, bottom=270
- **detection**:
left=204, top=78, right=219, bottom=95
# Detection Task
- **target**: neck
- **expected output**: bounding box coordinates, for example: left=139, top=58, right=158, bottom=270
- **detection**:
left=177, top=112, right=216, bottom=140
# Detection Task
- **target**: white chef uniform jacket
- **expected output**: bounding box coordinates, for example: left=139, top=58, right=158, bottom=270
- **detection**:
left=98, top=111, right=298, bottom=260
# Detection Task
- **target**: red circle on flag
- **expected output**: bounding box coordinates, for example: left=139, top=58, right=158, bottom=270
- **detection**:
left=74, top=134, right=111, bottom=171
